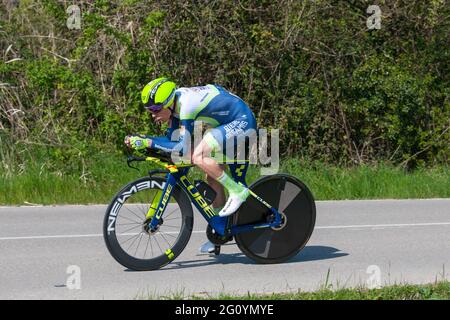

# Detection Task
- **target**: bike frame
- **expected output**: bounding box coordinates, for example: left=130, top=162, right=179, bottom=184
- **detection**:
left=144, top=157, right=283, bottom=237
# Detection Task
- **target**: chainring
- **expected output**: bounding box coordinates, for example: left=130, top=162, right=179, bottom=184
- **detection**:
left=206, top=224, right=233, bottom=245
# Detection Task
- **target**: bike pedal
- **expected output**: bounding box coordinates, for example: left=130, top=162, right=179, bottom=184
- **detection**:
left=214, top=245, right=221, bottom=256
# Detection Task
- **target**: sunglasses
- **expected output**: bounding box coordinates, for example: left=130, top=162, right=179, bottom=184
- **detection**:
left=144, top=102, right=163, bottom=113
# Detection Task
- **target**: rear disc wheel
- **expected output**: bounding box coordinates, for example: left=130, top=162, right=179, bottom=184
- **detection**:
left=234, top=174, right=316, bottom=264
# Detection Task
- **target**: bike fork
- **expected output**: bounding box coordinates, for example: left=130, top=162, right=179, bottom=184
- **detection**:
left=147, top=173, right=177, bottom=231
left=145, top=189, right=163, bottom=220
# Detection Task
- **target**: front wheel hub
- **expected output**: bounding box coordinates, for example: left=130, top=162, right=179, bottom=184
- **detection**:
left=143, top=218, right=163, bottom=235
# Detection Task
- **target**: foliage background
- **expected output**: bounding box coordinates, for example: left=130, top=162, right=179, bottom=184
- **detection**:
left=0, top=0, right=449, bottom=175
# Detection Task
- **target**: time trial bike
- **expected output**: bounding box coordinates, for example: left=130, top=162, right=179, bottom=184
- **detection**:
left=103, top=149, right=316, bottom=271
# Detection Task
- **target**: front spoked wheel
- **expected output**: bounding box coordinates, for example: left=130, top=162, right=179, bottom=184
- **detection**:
left=103, top=176, right=193, bottom=271
left=234, top=174, right=316, bottom=264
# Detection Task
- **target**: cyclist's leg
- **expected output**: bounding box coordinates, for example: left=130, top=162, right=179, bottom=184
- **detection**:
left=191, top=139, right=223, bottom=179
left=193, top=126, right=251, bottom=217
left=194, top=120, right=254, bottom=252
left=200, top=165, right=229, bottom=254
left=206, top=168, right=226, bottom=209
left=193, top=138, right=247, bottom=192
left=193, top=147, right=227, bottom=254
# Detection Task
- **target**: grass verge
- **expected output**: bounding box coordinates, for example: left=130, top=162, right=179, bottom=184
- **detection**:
left=1, top=150, right=449, bottom=205
left=141, top=281, right=450, bottom=300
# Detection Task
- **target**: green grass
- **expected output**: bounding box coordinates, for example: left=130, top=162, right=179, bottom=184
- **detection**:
left=140, top=281, right=450, bottom=300
left=0, top=151, right=449, bottom=205
left=280, top=158, right=450, bottom=200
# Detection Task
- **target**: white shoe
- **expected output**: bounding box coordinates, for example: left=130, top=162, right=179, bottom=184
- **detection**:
left=199, top=241, right=215, bottom=254
left=218, top=189, right=249, bottom=217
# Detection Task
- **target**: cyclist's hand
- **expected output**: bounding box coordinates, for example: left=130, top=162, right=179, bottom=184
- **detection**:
left=124, top=135, right=152, bottom=151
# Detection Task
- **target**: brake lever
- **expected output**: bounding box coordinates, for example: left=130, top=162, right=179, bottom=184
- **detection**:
left=126, top=156, right=141, bottom=171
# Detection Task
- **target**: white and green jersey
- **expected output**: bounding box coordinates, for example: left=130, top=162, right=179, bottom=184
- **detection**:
left=150, top=84, right=257, bottom=155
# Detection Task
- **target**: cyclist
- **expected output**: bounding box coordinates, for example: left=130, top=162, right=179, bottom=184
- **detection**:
left=124, top=77, right=257, bottom=253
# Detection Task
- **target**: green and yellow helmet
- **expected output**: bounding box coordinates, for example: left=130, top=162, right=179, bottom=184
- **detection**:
left=141, top=77, right=177, bottom=112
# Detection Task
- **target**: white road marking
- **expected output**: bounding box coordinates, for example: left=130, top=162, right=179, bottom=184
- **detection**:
left=0, top=222, right=449, bottom=241
left=0, top=230, right=204, bottom=241
left=316, top=222, right=450, bottom=229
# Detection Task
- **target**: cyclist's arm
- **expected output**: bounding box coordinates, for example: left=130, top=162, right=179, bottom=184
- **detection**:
left=148, top=117, right=193, bottom=156
left=164, top=116, right=180, bottom=139
left=125, top=117, right=183, bottom=154
left=151, top=119, right=192, bottom=155
left=146, top=116, right=181, bottom=153
left=149, top=136, right=178, bottom=153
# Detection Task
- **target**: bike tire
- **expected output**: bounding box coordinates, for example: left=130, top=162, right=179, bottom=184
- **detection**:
left=234, top=174, right=316, bottom=264
left=103, top=176, right=193, bottom=271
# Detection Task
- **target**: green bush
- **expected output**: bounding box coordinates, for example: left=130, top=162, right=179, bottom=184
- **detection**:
left=0, top=0, right=448, bottom=172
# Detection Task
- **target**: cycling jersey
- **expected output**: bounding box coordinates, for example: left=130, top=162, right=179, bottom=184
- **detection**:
left=148, top=84, right=257, bottom=156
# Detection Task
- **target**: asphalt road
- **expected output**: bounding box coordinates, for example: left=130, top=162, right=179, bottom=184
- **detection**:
left=0, top=199, right=449, bottom=299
